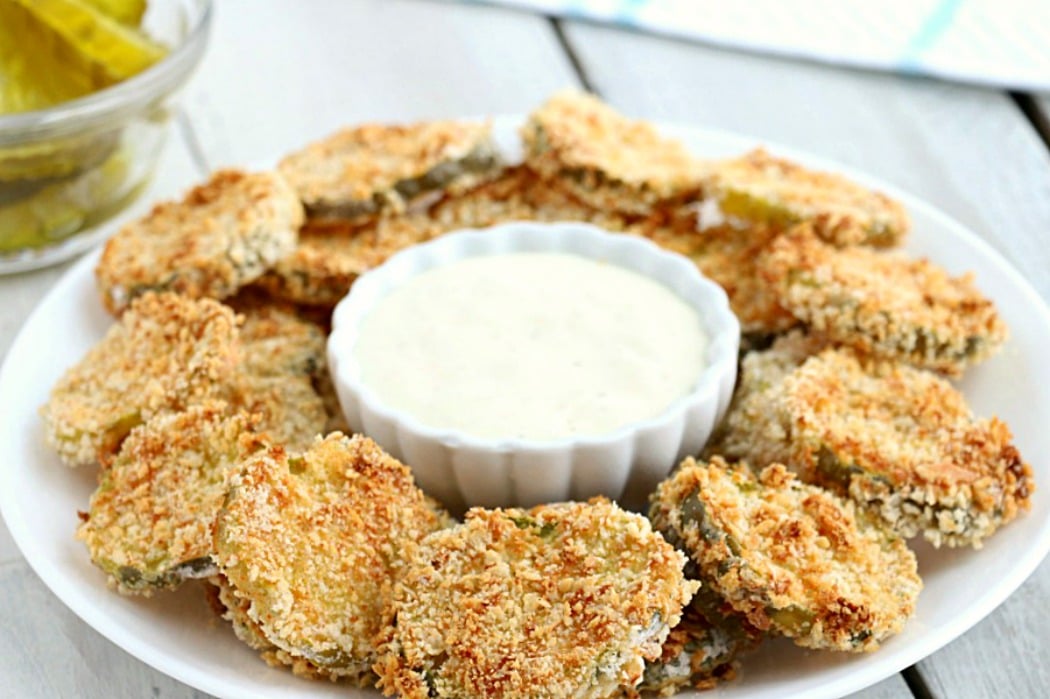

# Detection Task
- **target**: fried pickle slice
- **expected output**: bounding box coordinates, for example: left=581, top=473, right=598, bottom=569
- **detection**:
left=41, top=292, right=239, bottom=466
left=374, top=499, right=698, bottom=699
left=521, top=91, right=701, bottom=215
left=632, top=586, right=763, bottom=696
left=650, top=457, right=922, bottom=652
left=257, top=167, right=628, bottom=308
left=277, top=120, right=501, bottom=221
left=229, top=303, right=328, bottom=452
left=703, top=149, right=909, bottom=247
left=214, top=434, right=450, bottom=684
left=76, top=403, right=260, bottom=594
left=95, top=169, right=303, bottom=315
left=758, top=224, right=1007, bottom=375
left=255, top=214, right=440, bottom=308
left=713, top=342, right=1033, bottom=548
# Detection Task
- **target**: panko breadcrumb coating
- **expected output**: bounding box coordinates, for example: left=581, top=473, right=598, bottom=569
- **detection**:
left=214, top=433, right=450, bottom=684
left=96, top=169, right=303, bottom=315
left=673, top=221, right=798, bottom=336
left=759, top=224, right=1007, bottom=375
left=204, top=575, right=340, bottom=681
left=374, top=499, right=698, bottom=699
left=650, top=458, right=922, bottom=652
left=713, top=343, right=1034, bottom=548
left=521, top=91, right=701, bottom=215
left=41, top=292, right=239, bottom=466
left=256, top=215, right=441, bottom=308
left=230, top=305, right=328, bottom=452
left=77, top=403, right=260, bottom=594
left=631, top=586, right=763, bottom=696
left=277, top=120, right=501, bottom=221
left=704, top=149, right=909, bottom=247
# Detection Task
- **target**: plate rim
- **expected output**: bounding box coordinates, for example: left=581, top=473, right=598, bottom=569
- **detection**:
left=3, top=118, right=1050, bottom=699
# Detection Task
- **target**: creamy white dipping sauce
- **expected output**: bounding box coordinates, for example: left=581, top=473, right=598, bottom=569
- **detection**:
left=353, top=252, right=707, bottom=441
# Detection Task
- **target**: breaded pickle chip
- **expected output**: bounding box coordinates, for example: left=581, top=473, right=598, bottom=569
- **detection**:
left=632, top=587, right=763, bottom=696
left=204, top=575, right=339, bottom=681
left=521, top=91, right=700, bottom=215
left=230, top=304, right=328, bottom=452
left=669, top=221, right=798, bottom=336
left=277, top=120, right=501, bottom=221
left=95, top=169, right=303, bottom=314
left=77, top=403, right=258, bottom=594
left=41, top=292, right=239, bottom=466
left=715, top=344, right=1034, bottom=548
left=256, top=215, right=440, bottom=308
left=704, top=149, right=909, bottom=247
left=650, top=458, right=921, bottom=652
left=759, top=224, right=1007, bottom=375
left=214, top=434, right=450, bottom=684
left=374, top=499, right=698, bottom=699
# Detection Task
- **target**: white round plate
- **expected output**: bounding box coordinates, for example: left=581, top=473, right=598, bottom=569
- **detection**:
left=2, top=119, right=1049, bottom=699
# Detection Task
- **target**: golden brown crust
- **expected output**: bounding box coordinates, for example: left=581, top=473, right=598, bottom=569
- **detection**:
left=41, top=292, right=240, bottom=466
left=228, top=304, right=328, bottom=452
left=650, top=458, right=922, bottom=652
left=256, top=215, right=441, bottom=307
left=277, top=120, right=501, bottom=220
left=214, top=433, right=449, bottom=684
left=96, top=170, right=303, bottom=314
left=374, top=499, right=697, bottom=699
left=714, top=343, right=1034, bottom=548
left=705, top=149, right=909, bottom=247
left=77, top=403, right=260, bottom=595
left=521, top=91, right=701, bottom=215
left=759, top=224, right=1007, bottom=375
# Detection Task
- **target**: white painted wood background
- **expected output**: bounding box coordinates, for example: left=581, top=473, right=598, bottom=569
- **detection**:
left=2, top=1, right=1048, bottom=696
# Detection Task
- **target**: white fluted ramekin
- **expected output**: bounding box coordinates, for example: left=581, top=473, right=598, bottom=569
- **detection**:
left=328, top=222, right=739, bottom=512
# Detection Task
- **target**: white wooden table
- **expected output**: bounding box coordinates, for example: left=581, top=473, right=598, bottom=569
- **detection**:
left=3, top=1, right=1049, bottom=697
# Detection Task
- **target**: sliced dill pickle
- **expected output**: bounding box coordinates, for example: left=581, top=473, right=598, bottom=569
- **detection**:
left=10, top=0, right=166, bottom=83
left=83, top=0, right=147, bottom=25
left=0, top=0, right=109, bottom=114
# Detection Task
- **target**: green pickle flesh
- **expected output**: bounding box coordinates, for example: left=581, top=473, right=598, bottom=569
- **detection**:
left=0, top=0, right=167, bottom=256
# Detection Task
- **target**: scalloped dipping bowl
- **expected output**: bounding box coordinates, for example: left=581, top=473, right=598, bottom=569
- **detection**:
left=328, top=222, right=740, bottom=511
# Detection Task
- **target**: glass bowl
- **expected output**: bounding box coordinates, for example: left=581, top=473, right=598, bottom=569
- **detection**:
left=0, top=0, right=212, bottom=274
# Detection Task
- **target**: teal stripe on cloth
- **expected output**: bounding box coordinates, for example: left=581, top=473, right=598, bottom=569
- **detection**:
left=899, top=0, right=963, bottom=71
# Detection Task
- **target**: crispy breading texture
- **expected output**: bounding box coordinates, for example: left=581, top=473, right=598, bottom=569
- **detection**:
left=374, top=499, right=698, bottom=699
left=650, top=458, right=922, bottom=652
left=41, top=292, right=239, bottom=466
left=204, top=575, right=343, bottom=682
left=714, top=343, right=1034, bottom=548
left=96, top=169, right=303, bottom=314
left=759, top=224, right=1007, bottom=375
left=277, top=120, right=501, bottom=221
left=230, top=304, right=328, bottom=452
left=257, top=167, right=628, bottom=308
left=255, top=215, right=440, bottom=307
left=214, top=433, right=449, bottom=684
left=705, top=148, right=909, bottom=247
left=521, top=91, right=701, bottom=215
left=629, top=586, right=763, bottom=697
left=76, top=403, right=260, bottom=595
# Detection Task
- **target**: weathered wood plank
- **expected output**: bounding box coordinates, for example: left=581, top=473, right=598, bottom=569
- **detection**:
left=0, top=127, right=203, bottom=567
left=0, top=560, right=212, bottom=698
left=560, top=21, right=1050, bottom=699
left=917, top=557, right=1050, bottom=698
left=847, top=674, right=915, bottom=699
left=181, top=0, right=579, bottom=168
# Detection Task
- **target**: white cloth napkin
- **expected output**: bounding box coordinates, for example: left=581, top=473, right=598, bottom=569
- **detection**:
left=471, top=0, right=1050, bottom=92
